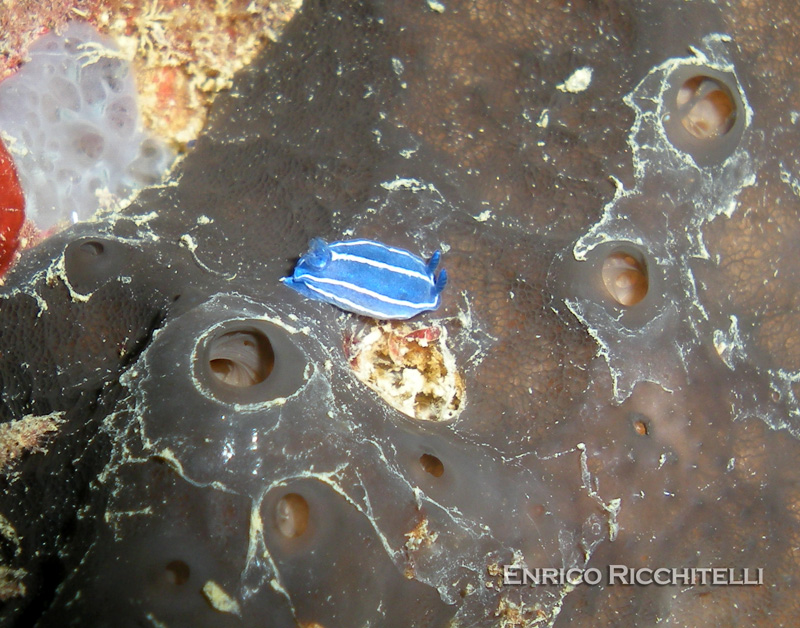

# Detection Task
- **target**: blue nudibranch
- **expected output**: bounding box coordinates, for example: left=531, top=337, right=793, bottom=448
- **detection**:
left=281, top=238, right=448, bottom=319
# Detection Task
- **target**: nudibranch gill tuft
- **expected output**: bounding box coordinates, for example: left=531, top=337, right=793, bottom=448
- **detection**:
left=281, top=238, right=447, bottom=319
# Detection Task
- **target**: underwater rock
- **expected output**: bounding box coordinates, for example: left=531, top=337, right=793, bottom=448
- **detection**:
left=1, top=0, right=799, bottom=626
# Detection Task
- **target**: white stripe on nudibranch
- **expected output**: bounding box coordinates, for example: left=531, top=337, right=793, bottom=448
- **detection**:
left=329, top=251, right=431, bottom=281
left=301, top=284, right=421, bottom=318
left=300, top=275, right=439, bottom=308
left=331, top=239, right=421, bottom=262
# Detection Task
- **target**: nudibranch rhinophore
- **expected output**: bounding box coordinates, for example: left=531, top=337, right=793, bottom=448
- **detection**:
left=281, top=238, right=447, bottom=319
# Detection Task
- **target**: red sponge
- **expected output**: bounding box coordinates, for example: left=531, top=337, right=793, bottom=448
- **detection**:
left=0, top=137, right=24, bottom=275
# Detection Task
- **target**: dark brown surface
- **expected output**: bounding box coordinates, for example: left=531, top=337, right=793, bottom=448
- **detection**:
left=1, top=0, right=799, bottom=626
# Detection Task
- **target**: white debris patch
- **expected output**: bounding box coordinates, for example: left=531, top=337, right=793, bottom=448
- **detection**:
left=345, top=321, right=465, bottom=422
left=201, top=581, right=241, bottom=616
left=427, top=0, right=446, bottom=12
left=473, top=209, right=493, bottom=222
left=557, top=67, right=593, bottom=93
left=536, top=109, right=550, bottom=128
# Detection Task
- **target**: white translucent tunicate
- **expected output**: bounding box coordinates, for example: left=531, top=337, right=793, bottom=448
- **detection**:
left=0, top=21, right=173, bottom=231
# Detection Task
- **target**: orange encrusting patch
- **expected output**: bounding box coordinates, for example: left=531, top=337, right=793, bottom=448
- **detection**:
left=0, top=138, right=25, bottom=276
